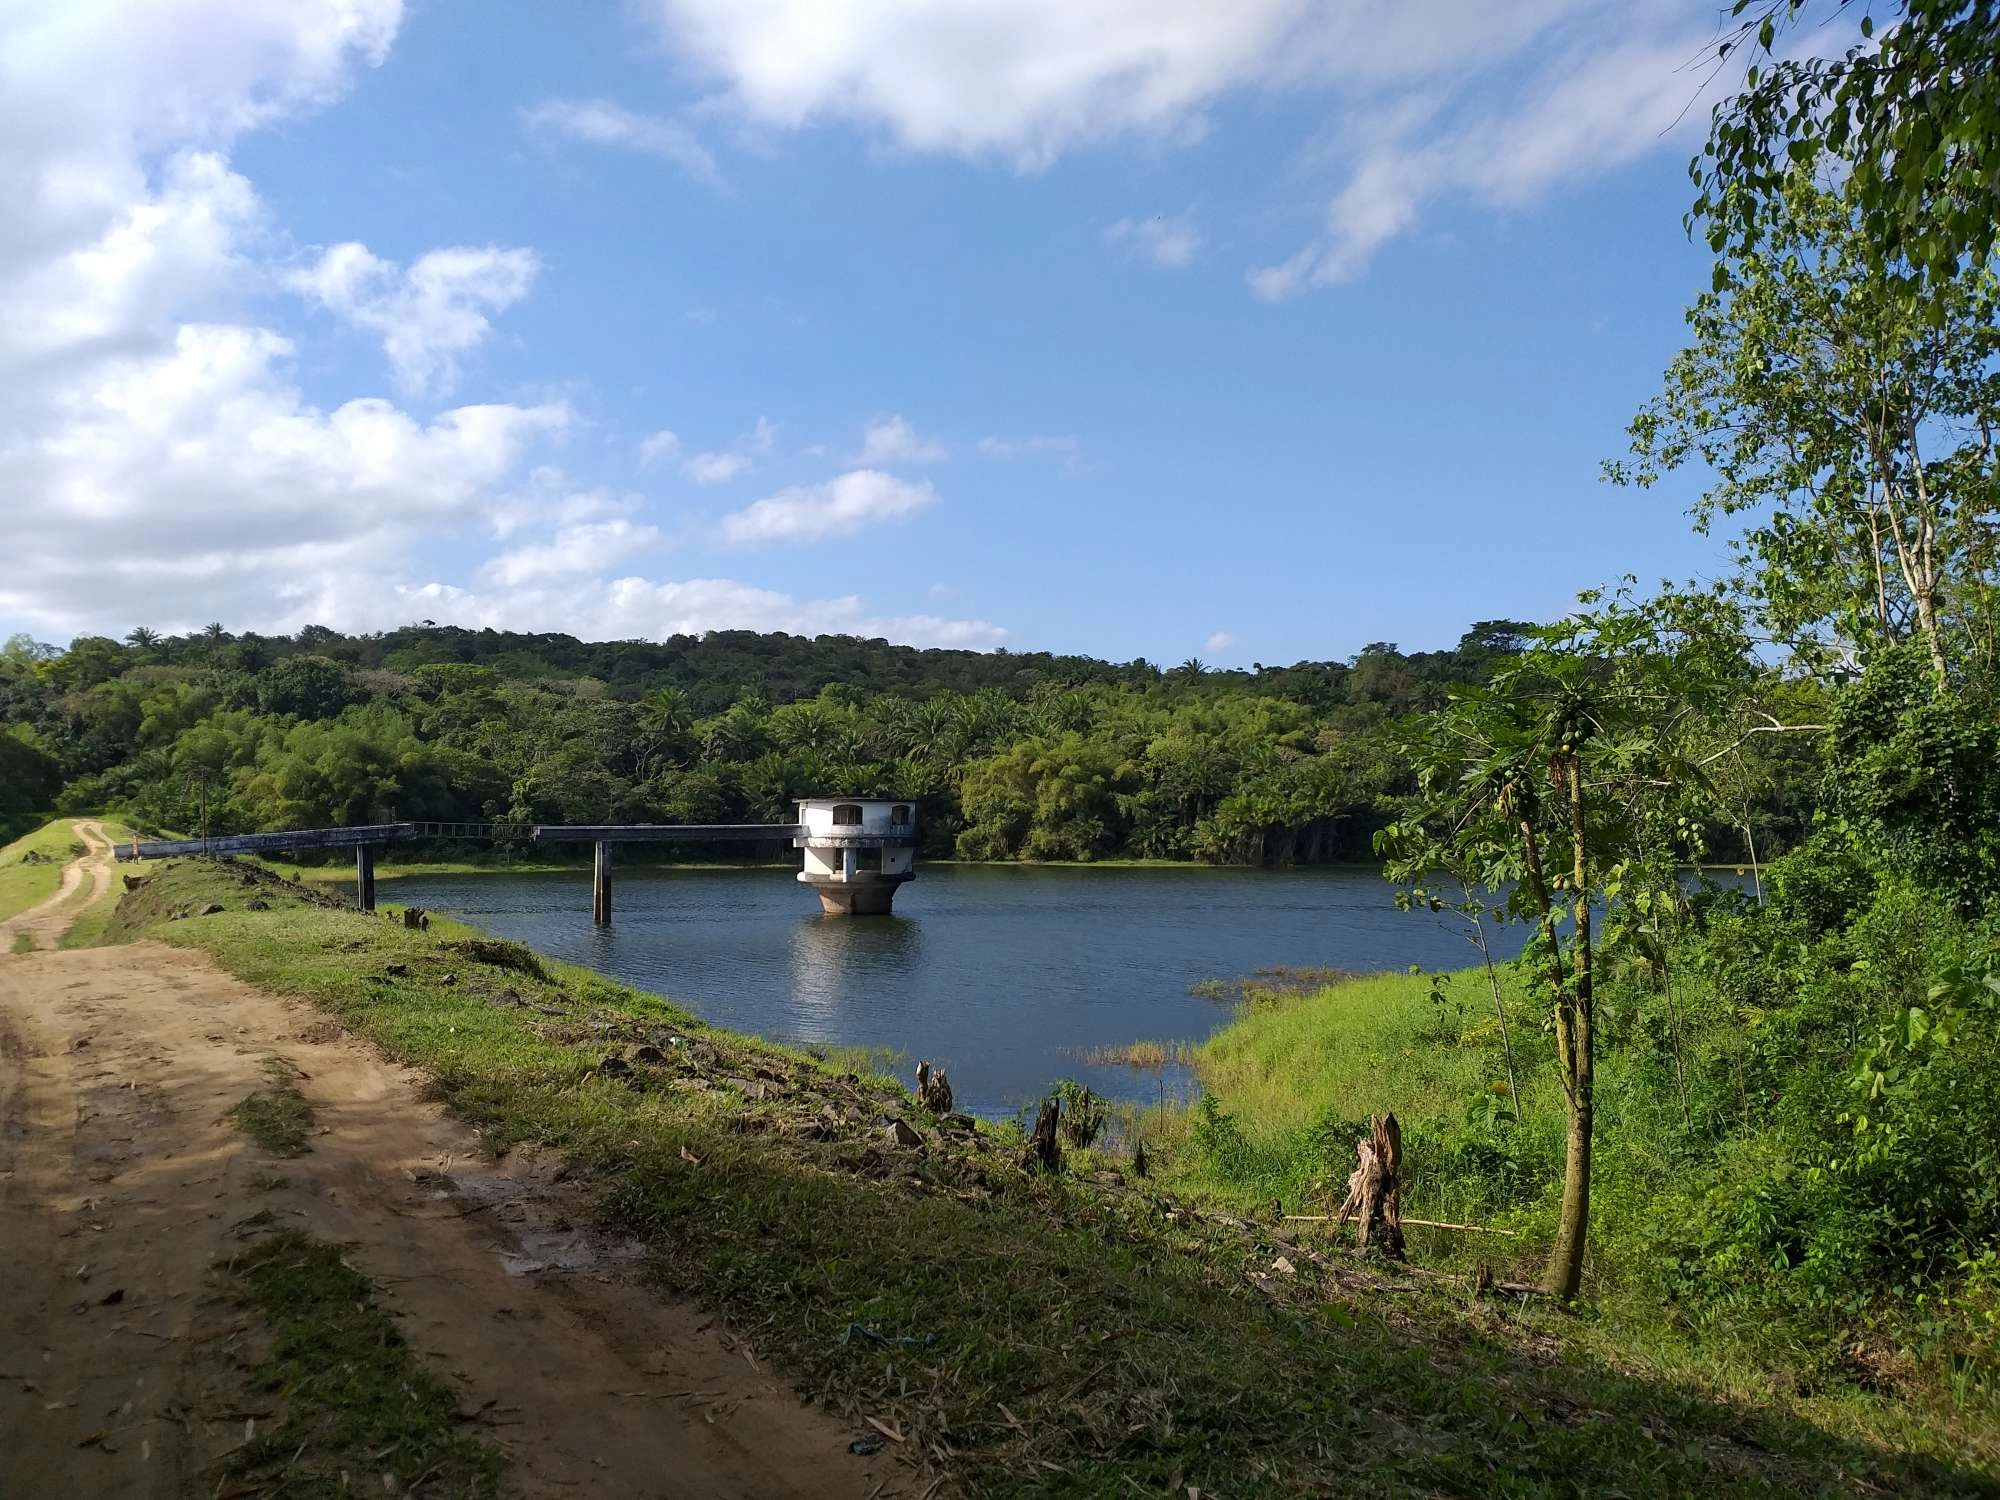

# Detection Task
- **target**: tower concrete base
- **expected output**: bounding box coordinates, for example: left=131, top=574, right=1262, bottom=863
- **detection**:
left=802, top=873, right=912, bottom=916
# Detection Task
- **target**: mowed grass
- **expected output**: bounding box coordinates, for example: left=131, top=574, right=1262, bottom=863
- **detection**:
left=109, top=859, right=1998, bottom=1496
left=221, top=1231, right=501, bottom=1499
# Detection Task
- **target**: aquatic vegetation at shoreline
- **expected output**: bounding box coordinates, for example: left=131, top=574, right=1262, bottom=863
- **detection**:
left=1188, top=965, right=1359, bottom=1004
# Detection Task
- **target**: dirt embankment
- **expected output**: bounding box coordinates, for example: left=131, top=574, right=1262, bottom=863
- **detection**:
left=0, top=838, right=897, bottom=1497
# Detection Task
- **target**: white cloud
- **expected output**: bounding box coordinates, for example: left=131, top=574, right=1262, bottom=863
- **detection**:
left=520, top=97, right=719, bottom=185
left=1203, top=630, right=1235, bottom=653
left=0, top=2, right=1012, bottom=653
left=286, top=240, right=539, bottom=394
left=2, top=321, right=568, bottom=634
left=719, top=469, right=934, bottom=545
left=0, top=0, right=579, bottom=639
left=638, top=428, right=681, bottom=466
left=856, top=413, right=946, bottom=465
left=389, top=575, right=1005, bottom=649
left=481, top=518, right=661, bottom=587
left=977, top=433, right=1079, bottom=460
left=643, top=0, right=1309, bottom=168
left=637, top=0, right=1744, bottom=286
left=1250, top=31, right=1731, bottom=295
left=683, top=415, right=775, bottom=484
left=1105, top=212, right=1200, bottom=269
left=685, top=450, right=751, bottom=484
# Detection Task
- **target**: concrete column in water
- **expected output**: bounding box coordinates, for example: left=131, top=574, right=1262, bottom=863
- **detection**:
left=355, top=843, right=376, bottom=913
left=592, top=840, right=612, bottom=926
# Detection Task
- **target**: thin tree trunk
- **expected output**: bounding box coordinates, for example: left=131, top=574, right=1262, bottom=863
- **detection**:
left=1472, top=913, right=1522, bottom=1124
left=1658, top=928, right=1692, bottom=1130
left=1742, top=820, right=1763, bottom=906
left=1543, top=757, right=1594, bottom=1302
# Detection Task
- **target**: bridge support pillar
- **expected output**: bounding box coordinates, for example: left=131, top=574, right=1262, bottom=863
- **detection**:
left=355, top=844, right=376, bottom=913
left=592, top=840, right=612, bottom=927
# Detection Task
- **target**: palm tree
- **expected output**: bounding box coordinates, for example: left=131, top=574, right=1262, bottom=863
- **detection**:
left=125, top=626, right=159, bottom=657
left=202, top=622, right=229, bottom=657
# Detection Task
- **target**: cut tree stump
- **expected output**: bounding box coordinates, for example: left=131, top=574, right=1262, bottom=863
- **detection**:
left=1333, top=1113, right=1404, bottom=1259
left=1024, top=1097, right=1062, bottom=1173
left=915, top=1059, right=954, bottom=1114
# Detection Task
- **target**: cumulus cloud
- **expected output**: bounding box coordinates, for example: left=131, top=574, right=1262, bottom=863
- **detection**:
left=481, top=518, right=661, bottom=587
left=286, top=240, right=539, bottom=394
left=0, top=0, right=576, bottom=639
left=1203, top=630, right=1235, bottom=654
left=855, top=414, right=946, bottom=465
left=637, top=428, right=681, bottom=466
left=2, top=319, right=568, bottom=635
left=684, top=415, right=775, bottom=484
left=520, top=97, right=720, bottom=185
left=0, top=1, right=1010, bottom=653
left=719, top=469, right=935, bottom=545
left=1105, top=212, right=1200, bottom=269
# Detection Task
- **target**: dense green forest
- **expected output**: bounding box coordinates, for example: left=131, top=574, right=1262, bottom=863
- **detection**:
left=0, top=616, right=1658, bottom=863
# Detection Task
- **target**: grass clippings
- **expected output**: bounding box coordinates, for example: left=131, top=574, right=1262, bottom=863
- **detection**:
left=221, top=1230, right=501, bottom=1498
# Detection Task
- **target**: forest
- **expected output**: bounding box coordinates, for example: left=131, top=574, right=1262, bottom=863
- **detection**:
left=0, top=616, right=1603, bottom=863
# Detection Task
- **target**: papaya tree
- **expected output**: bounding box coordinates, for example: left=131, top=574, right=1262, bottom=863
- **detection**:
left=1378, top=587, right=1749, bottom=1298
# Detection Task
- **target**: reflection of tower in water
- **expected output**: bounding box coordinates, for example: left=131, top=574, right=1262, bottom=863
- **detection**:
left=786, top=912, right=924, bottom=1035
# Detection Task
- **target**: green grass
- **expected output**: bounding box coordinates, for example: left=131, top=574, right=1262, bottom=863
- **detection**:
left=9, top=933, right=31, bottom=955
left=0, top=818, right=86, bottom=921
left=1156, top=965, right=1560, bottom=1227
left=226, top=1061, right=316, bottom=1155
left=220, top=1231, right=501, bottom=1498
left=98, top=859, right=1999, bottom=1496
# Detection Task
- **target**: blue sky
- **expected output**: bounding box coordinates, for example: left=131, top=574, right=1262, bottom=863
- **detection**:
left=2, top=0, right=1784, bottom=666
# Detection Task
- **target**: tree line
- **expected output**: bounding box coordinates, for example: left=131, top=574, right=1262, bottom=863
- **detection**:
left=1, top=620, right=1593, bottom=861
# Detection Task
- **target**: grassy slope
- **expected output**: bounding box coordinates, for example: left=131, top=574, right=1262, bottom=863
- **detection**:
left=1161, top=968, right=2000, bottom=1475
left=1159, top=966, right=1564, bottom=1227
left=0, top=818, right=85, bottom=920
left=95, top=860, right=1996, bottom=1496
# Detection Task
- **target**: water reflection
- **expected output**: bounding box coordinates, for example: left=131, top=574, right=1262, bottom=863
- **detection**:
left=787, top=913, right=924, bottom=1032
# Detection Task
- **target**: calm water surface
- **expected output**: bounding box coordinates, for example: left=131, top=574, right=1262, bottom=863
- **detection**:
left=380, top=864, right=1537, bottom=1117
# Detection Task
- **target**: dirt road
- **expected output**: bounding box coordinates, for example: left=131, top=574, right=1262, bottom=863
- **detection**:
left=0, top=834, right=897, bottom=1497
left=1, top=818, right=115, bottom=953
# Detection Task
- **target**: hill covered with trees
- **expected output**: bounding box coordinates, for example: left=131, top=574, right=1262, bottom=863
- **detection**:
left=0, top=619, right=1610, bottom=862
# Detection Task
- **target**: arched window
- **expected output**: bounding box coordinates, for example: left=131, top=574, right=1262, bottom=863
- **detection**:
left=889, top=804, right=912, bottom=827
left=832, top=803, right=863, bottom=826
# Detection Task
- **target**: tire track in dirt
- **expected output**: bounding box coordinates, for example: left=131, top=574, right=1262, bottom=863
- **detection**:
left=1, top=819, right=112, bottom=953
left=0, top=847, right=903, bottom=1498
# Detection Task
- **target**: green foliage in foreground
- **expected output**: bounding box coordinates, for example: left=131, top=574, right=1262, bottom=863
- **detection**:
left=112, top=860, right=1994, bottom=1495
left=223, top=1231, right=501, bottom=1499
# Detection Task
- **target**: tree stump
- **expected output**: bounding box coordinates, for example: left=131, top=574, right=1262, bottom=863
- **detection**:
left=1024, top=1097, right=1062, bottom=1173
left=1333, top=1113, right=1405, bottom=1259
left=915, top=1059, right=953, bottom=1114
left=402, top=907, right=429, bottom=931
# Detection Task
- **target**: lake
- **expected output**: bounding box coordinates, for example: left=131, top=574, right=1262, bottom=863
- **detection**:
left=373, top=863, right=1543, bottom=1118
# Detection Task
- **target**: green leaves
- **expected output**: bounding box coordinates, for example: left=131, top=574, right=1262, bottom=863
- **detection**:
left=1697, top=1, right=2000, bottom=304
